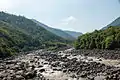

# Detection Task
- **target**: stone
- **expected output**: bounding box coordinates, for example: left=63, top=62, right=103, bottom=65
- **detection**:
left=39, top=69, right=45, bottom=73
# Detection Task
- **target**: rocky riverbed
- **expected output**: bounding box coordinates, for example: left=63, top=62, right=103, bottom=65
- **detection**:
left=1, top=48, right=120, bottom=80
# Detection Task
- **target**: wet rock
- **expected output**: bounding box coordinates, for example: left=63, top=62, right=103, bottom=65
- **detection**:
left=15, top=75, right=25, bottom=80
left=80, top=71, right=88, bottom=78
left=63, top=69, right=67, bottom=73
left=11, top=65, right=21, bottom=70
left=88, top=59, right=93, bottom=61
left=38, top=65, right=43, bottom=68
left=30, top=60, right=34, bottom=63
left=37, top=73, right=46, bottom=80
left=43, top=62, right=48, bottom=65
left=16, top=70, right=24, bottom=75
left=53, top=67, right=62, bottom=71
left=87, top=76, right=95, bottom=80
left=24, top=71, right=36, bottom=79
left=39, top=69, right=45, bottom=72
left=99, top=59, right=102, bottom=61
left=70, top=74, right=77, bottom=78
left=5, top=60, right=17, bottom=64
left=51, top=62, right=60, bottom=67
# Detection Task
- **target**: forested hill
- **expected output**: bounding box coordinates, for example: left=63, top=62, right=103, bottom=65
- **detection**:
left=0, top=21, right=34, bottom=57
left=0, top=12, right=68, bottom=58
left=74, top=26, right=120, bottom=50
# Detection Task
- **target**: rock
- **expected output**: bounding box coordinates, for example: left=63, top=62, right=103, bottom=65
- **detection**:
left=16, top=70, right=24, bottom=75
left=30, top=60, right=34, bottom=63
left=70, top=74, right=77, bottom=78
left=87, top=76, right=95, bottom=80
left=99, top=59, right=102, bottom=61
left=5, top=60, right=17, bottom=64
left=80, top=71, right=88, bottom=78
left=51, top=62, right=60, bottom=67
left=24, top=70, right=37, bottom=79
left=11, top=65, right=20, bottom=70
left=71, top=58, right=77, bottom=62
left=53, top=67, right=62, bottom=71
left=31, top=65, right=35, bottom=70
left=38, top=65, right=43, bottom=68
left=3, top=77, right=8, bottom=80
left=58, top=51, right=62, bottom=53
left=37, top=73, right=46, bottom=80
left=15, top=75, right=25, bottom=80
left=39, top=69, right=45, bottom=72
left=63, top=69, right=67, bottom=73
left=43, top=62, right=48, bottom=65
left=0, top=73, right=5, bottom=79
left=88, top=59, right=93, bottom=61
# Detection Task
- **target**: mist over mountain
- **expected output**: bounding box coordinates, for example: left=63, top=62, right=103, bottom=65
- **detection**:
left=64, top=31, right=82, bottom=38
left=102, top=17, right=120, bottom=29
left=32, top=19, right=82, bottom=40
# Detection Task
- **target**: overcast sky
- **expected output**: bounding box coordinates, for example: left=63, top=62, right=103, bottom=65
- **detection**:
left=0, top=0, right=120, bottom=33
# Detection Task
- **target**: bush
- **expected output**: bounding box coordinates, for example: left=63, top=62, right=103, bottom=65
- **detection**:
left=74, top=26, right=120, bottom=50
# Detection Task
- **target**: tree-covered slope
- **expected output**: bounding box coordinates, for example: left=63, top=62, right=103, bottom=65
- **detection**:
left=0, top=21, right=37, bottom=57
left=0, top=12, right=66, bottom=42
left=31, top=19, right=76, bottom=40
left=102, top=17, right=120, bottom=29
left=0, top=12, right=68, bottom=57
left=74, top=26, right=120, bottom=50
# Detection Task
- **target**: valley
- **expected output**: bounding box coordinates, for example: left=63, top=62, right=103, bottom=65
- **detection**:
left=0, top=10, right=120, bottom=80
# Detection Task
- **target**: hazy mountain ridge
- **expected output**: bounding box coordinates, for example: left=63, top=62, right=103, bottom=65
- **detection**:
left=32, top=19, right=82, bottom=40
left=65, top=31, right=82, bottom=38
left=102, top=17, right=120, bottom=29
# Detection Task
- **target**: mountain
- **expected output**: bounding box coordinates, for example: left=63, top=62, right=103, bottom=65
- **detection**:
left=0, top=12, right=68, bottom=57
left=31, top=19, right=76, bottom=40
left=102, top=17, right=120, bottom=29
left=64, top=31, right=82, bottom=38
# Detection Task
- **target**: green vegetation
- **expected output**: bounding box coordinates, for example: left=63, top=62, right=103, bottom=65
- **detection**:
left=74, top=26, right=120, bottom=50
left=0, top=12, right=69, bottom=58
left=0, top=21, right=40, bottom=57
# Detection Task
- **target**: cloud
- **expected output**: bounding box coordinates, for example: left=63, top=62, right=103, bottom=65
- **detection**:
left=61, top=16, right=77, bottom=25
left=53, top=16, right=79, bottom=31
left=62, top=16, right=77, bottom=22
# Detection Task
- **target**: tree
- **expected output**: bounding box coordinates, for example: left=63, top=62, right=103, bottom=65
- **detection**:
left=74, top=26, right=120, bottom=50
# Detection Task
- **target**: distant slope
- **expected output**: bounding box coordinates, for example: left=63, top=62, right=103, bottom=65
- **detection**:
left=65, top=31, right=82, bottom=38
left=0, top=12, right=68, bottom=57
left=102, top=17, right=120, bottom=29
left=31, top=19, right=76, bottom=40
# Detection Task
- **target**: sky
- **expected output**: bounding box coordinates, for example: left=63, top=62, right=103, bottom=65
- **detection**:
left=0, top=0, right=120, bottom=33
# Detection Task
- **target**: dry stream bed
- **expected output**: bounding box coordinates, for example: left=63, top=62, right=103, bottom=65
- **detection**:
left=1, top=48, right=120, bottom=80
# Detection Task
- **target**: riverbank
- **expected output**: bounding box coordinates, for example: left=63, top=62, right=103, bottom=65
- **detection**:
left=1, top=48, right=120, bottom=80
